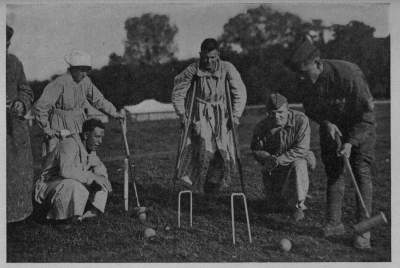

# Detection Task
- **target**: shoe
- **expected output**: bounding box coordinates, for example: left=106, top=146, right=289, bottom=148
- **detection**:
left=53, top=216, right=81, bottom=231
left=80, top=209, right=98, bottom=221
left=180, top=175, right=193, bottom=185
left=292, top=208, right=305, bottom=222
left=322, top=222, right=345, bottom=237
left=353, top=232, right=371, bottom=249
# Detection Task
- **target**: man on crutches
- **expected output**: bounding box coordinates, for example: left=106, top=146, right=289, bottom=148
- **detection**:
left=286, top=37, right=377, bottom=249
left=171, top=38, right=247, bottom=194
left=251, top=93, right=316, bottom=222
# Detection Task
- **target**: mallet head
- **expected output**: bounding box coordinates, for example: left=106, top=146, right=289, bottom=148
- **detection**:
left=353, top=211, right=387, bottom=234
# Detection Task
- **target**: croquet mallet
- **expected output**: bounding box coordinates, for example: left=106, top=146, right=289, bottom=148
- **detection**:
left=120, top=114, right=147, bottom=218
left=335, top=134, right=387, bottom=234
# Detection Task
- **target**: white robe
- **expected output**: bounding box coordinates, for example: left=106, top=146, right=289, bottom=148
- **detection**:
left=34, top=134, right=109, bottom=220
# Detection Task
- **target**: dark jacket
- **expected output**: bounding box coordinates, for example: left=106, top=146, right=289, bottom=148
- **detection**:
left=300, top=59, right=376, bottom=147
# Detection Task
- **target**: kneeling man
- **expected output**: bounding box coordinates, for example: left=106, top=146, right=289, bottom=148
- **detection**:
left=34, top=119, right=112, bottom=224
left=251, top=93, right=315, bottom=221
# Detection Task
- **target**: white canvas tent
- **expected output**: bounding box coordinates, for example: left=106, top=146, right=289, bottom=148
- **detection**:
left=124, top=99, right=178, bottom=121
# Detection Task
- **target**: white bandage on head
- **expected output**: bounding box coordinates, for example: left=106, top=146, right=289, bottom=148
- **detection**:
left=64, top=49, right=92, bottom=68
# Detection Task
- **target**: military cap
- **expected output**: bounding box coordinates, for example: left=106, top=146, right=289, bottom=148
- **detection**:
left=6, top=25, right=14, bottom=42
left=266, top=93, right=288, bottom=111
left=288, top=38, right=320, bottom=69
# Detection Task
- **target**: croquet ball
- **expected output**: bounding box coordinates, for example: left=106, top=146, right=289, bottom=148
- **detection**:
left=144, top=228, right=156, bottom=239
left=138, top=212, right=147, bottom=223
left=279, top=238, right=292, bottom=252
left=165, top=225, right=171, bottom=231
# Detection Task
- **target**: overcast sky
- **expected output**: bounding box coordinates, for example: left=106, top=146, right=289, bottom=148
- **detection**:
left=6, top=2, right=389, bottom=81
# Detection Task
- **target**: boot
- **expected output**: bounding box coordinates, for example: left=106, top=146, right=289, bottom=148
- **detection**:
left=292, top=208, right=305, bottom=222
left=322, top=222, right=345, bottom=237
left=353, top=232, right=371, bottom=249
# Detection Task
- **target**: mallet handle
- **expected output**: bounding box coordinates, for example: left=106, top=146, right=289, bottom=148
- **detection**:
left=343, top=156, right=371, bottom=218
left=335, top=134, right=371, bottom=218
left=124, top=158, right=129, bottom=211
left=120, top=118, right=141, bottom=208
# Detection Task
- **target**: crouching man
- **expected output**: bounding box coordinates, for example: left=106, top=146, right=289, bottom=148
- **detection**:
left=251, top=93, right=316, bottom=221
left=34, top=119, right=112, bottom=227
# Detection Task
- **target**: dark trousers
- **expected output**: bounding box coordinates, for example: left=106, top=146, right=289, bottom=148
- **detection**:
left=320, top=127, right=376, bottom=225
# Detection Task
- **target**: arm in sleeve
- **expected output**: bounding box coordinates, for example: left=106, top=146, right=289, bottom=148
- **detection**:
left=87, top=153, right=108, bottom=179
left=171, top=63, right=197, bottom=118
left=16, top=59, right=34, bottom=113
left=34, top=81, right=62, bottom=136
left=226, top=62, right=247, bottom=119
left=276, top=115, right=311, bottom=166
left=302, top=96, right=327, bottom=125
left=58, top=140, right=96, bottom=185
left=86, top=79, right=119, bottom=118
left=345, top=73, right=376, bottom=147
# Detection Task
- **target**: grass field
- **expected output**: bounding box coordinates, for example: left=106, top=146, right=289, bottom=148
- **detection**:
left=7, top=103, right=391, bottom=262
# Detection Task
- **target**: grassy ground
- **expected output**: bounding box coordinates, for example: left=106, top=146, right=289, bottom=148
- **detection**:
left=7, top=103, right=390, bottom=262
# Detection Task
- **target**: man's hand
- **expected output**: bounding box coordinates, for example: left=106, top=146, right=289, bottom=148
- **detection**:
left=114, top=110, right=126, bottom=120
left=339, top=143, right=352, bottom=158
left=324, top=121, right=343, bottom=140
left=263, top=155, right=278, bottom=172
left=56, top=129, right=71, bottom=139
left=92, top=174, right=112, bottom=192
left=11, top=101, right=25, bottom=117
left=179, top=114, right=187, bottom=129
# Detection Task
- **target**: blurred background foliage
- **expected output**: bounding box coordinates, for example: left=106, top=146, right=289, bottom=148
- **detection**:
left=29, top=5, right=390, bottom=109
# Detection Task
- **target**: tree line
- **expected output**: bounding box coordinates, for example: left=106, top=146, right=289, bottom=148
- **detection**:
left=29, top=5, right=390, bottom=109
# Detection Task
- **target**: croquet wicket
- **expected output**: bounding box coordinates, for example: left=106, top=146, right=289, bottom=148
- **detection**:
left=178, top=190, right=192, bottom=228
left=231, top=192, right=252, bottom=245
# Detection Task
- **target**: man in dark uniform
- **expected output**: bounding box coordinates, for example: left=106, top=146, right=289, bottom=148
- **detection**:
left=6, top=25, right=35, bottom=223
left=287, top=38, right=376, bottom=249
left=251, top=93, right=316, bottom=222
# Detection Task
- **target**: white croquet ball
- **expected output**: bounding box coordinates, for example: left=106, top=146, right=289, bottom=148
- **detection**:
left=279, top=238, right=292, bottom=252
left=144, top=228, right=156, bottom=239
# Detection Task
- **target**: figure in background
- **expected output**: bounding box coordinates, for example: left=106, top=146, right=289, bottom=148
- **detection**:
left=6, top=24, right=35, bottom=223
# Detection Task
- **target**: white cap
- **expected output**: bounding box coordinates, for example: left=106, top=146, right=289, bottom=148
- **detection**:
left=64, top=49, right=92, bottom=68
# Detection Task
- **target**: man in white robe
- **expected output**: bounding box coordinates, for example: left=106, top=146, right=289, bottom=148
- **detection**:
left=34, top=119, right=112, bottom=227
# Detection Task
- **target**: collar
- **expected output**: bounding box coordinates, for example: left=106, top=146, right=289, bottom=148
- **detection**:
left=286, top=110, right=295, bottom=128
left=66, top=71, right=87, bottom=85
left=196, top=60, right=222, bottom=78
left=315, top=60, right=331, bottom=85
